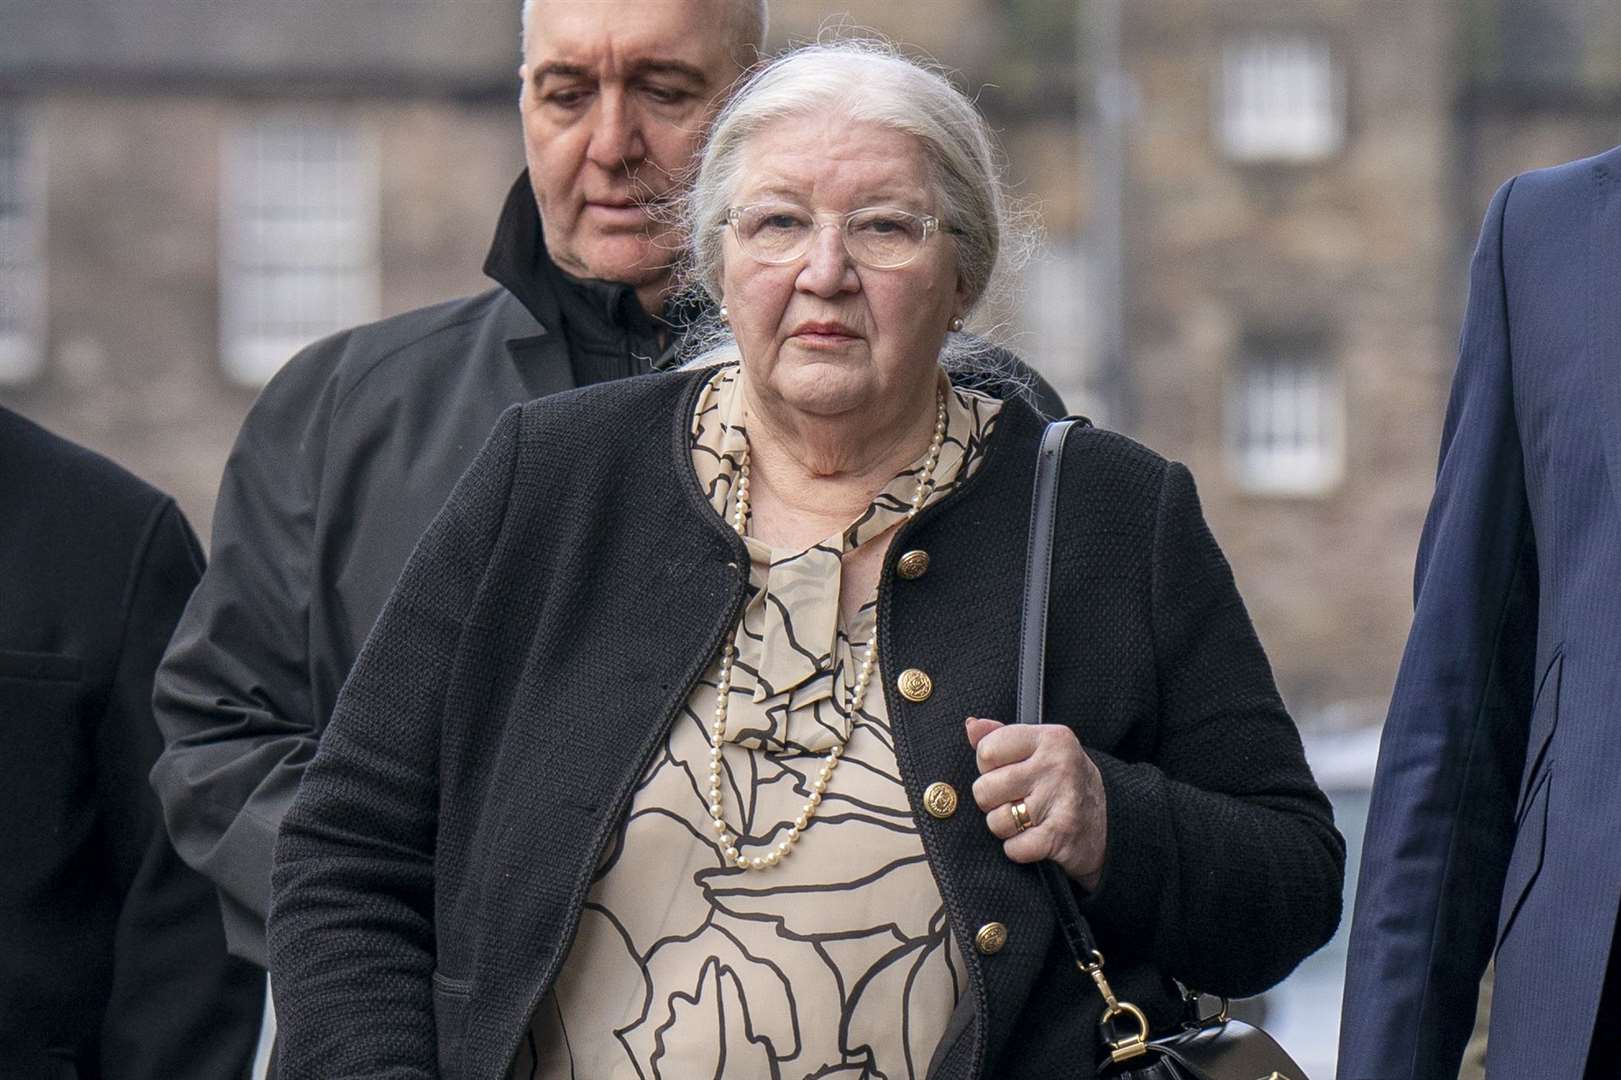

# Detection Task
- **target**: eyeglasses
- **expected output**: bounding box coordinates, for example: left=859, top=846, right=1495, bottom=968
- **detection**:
left=725, top=203, right=961, bottom=270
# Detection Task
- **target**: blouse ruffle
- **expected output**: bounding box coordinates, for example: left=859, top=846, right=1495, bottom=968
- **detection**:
left=690, top=364, right=1001, bottom=753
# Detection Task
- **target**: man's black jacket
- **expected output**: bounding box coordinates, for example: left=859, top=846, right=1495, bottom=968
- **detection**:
left=151, top=173, right=1066, bottom=964
left=0, top=405, right=264, bottom=1078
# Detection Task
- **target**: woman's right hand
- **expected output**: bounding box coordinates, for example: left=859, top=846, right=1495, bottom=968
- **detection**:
left=965, top=716, right=1108, bottom=892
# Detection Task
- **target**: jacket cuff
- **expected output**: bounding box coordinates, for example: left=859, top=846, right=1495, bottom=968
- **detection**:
left=214, top=802, right=285, bottom=967
left=1073, top=748, right=1172, bottom=941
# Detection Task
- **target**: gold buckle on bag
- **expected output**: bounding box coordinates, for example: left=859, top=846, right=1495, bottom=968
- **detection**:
left=1079, top=950, right=1151, bottom=1063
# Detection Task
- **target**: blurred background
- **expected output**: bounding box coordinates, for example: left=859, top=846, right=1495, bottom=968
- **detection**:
left=3, top=0, right=1620, bottom=1074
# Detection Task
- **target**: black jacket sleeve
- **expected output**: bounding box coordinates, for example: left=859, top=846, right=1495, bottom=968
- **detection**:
left=268, top=406, right=522, bottom=1078
left=150, top=348, right=332, bottom=966
left=98, top=500, right=267, bottom=1078
left=1077, top=461, right=1346, bottom=998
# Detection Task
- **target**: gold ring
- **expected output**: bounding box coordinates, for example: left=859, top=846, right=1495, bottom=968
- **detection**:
left=1010, top=800, right=1033, bottom=832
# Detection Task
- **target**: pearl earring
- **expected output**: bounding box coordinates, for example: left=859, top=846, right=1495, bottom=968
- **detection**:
left=719, top=305, right=730, bottom=325
left=949, top=316, right=964, bottom=332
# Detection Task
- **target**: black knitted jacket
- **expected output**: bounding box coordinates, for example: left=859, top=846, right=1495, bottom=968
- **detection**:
left=268, top=367, right=1345, bottom=1079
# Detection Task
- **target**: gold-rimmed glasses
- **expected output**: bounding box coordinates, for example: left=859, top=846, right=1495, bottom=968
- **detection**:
left=725, top=203, right=961, bottom=270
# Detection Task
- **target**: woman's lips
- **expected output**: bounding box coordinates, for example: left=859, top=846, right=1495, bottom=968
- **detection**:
left=790, top=332, right=860, bottom=349
left=789, top=323, right=862, bottom=348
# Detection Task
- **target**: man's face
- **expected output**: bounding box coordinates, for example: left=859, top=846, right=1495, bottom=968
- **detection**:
left=519, top=0, right=742, bottom=297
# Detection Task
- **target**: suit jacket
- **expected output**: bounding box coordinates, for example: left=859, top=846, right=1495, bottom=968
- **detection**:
left=150, top=174, right=1067, bottom=966
left=1339, top=144, right=1621, bottom=1078
left=266, top=369, right=1342, bottom=1078
left=0, top=406, right=264, bottom=1079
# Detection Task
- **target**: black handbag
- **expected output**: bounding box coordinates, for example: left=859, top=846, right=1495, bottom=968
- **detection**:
left=1018, top=418, right=1312, bottom=1080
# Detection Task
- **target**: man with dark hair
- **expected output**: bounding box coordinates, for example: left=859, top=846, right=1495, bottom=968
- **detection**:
left=0, top=404, right=264, bottom=1078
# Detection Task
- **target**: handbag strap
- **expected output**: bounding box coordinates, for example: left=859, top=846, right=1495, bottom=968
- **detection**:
left=1018, top=418, right=1154, bottom=1065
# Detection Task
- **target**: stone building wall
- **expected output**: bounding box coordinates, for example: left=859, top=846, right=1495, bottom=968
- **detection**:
left=1, top=93, right=519, bottom=531
left=1121, top=0, right=1458, bottom=725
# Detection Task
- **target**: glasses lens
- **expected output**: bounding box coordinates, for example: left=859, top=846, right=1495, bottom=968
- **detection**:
left=846, top=208, right=926, bottom=268
left=736, top=204, right=814, bottom=262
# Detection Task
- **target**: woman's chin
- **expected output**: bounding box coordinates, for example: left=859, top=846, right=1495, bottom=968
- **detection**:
left=766, top=364, right=874, bottom=418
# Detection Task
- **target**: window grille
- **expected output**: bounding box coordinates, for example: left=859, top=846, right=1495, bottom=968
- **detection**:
left=1219, top=34, right=1344, bottom=163
left=1228, top=343, right=1344, bottom=495
left=0, top=109, right=45, bottom=384
left=220, top=117, right=378, bottom=386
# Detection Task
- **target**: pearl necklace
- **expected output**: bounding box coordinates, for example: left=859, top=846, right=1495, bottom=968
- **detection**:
left=708, top=388, right=949, bottom=871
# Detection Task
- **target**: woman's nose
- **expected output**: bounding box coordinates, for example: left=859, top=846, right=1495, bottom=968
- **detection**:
left=796, top=224, right=858, bottom=295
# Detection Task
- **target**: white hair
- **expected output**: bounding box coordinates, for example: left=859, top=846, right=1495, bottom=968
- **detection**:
left=520, top=0, right=768, bottom=60
left=675, top=39, right=1036, bottom=379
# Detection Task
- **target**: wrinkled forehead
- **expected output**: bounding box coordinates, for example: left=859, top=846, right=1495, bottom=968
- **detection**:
left=731, top=115, right=937, bottom=211
left=524, top=0, right=738, bottom=75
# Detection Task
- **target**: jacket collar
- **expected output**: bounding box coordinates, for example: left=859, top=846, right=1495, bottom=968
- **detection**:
left=481, top=172, right=712, bottom=376
left=482, top=172, right=564, bottom=337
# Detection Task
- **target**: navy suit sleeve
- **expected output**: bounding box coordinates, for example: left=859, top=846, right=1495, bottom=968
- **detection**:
left=1337, top=179, right=1540, bottom=1079
left=96, top=500, right=266, bottom=1079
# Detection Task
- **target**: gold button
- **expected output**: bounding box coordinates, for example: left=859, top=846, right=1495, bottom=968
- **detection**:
left=974, top=922, right=1008, bottom=955
left=897, top=669, right=933, bottom=702
left=922, top=781, right=959, bottom=819
left=897, top=550, right=930, bottom=580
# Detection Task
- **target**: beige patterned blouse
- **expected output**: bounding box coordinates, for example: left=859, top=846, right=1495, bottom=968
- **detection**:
left=510, top=364, right=1002, bottom=1080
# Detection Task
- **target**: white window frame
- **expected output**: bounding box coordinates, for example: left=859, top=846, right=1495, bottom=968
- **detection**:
left=0, top=106, right=46, bottom=385
left=1227, top=341, right=1345, bottom=496
left=1218, top=33, right=1345, bottom=164
left=219, top=115, right=379, bottom=387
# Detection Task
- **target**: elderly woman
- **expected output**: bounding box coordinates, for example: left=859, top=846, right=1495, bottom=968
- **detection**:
left=268, top=42, right=1343, bottom=1079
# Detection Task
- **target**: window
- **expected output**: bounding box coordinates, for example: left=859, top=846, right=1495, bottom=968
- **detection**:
left=0, top=108, right=45, bottom=384
left=1020, top=237, right=1104, bottom=421
left=220, top=116, right=378, bottom=386
left=1219, top=34, right=1344, bottom=163
left=1228, top=340, right=1343, bottom=495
